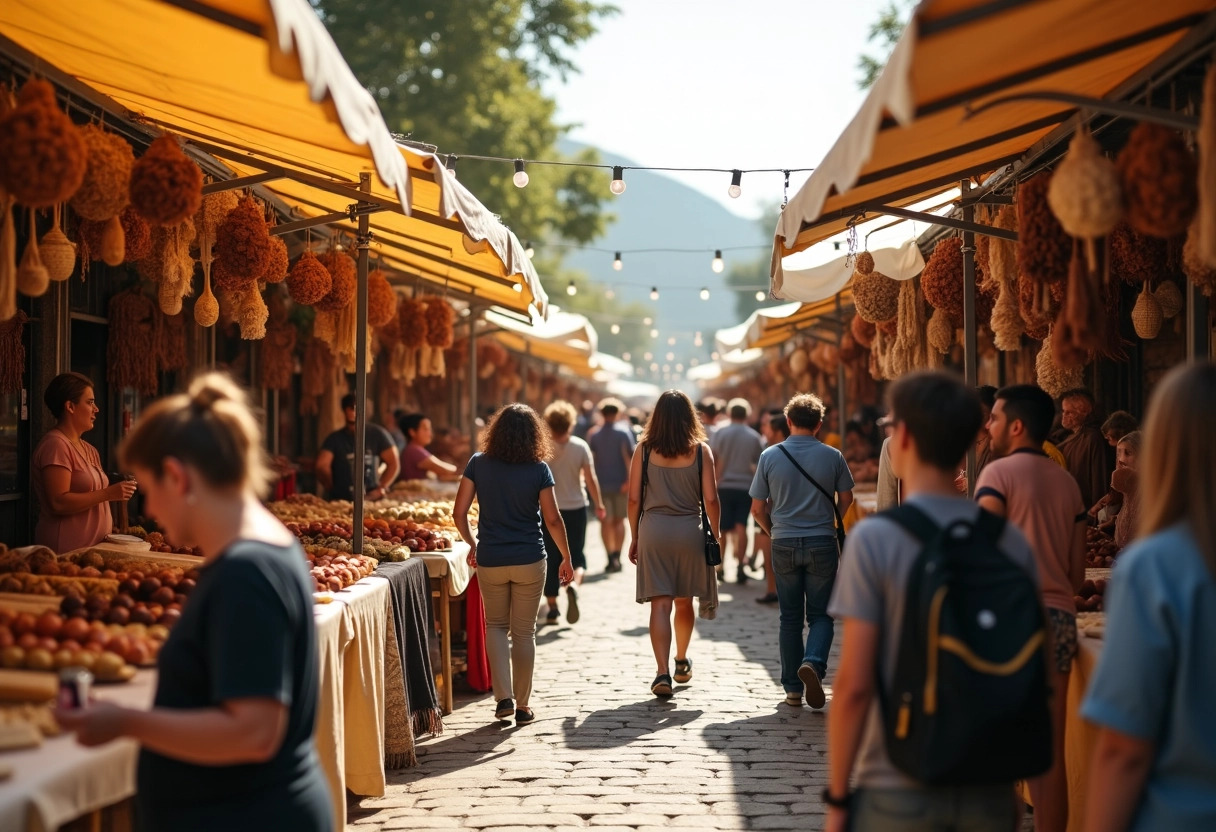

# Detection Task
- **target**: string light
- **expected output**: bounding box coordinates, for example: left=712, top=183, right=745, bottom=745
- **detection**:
left=622, top=352, right=631, bottom=361
left=728, top=169, right=742, bottom=199
left=524, top=240, right=535, bottom=259
left=512, top=159, right=529, bottom=188
left=711, top=351, right=721, bottom=360
left=644, top=352, right=653, bottom=361
left=650, top=362, right=659, bottom=371
left=605, top=288, right=615, bottom=299
left=612, top=252, right=623, bottom=271
left=711, top=250, right=725, bottom=274
left=676, top=363, right=685, bottom=372
left=666, top=352, right=675, bottom=361
left=643, top=316, right=653, bottom=325
left=667, top=336, right=676, bottom=346
left=566, top=280, right=577, bottom=296
left=694, top=332, right=703, bottom=347
left=699, top=287, right=710, bottom=301
left=610, top=323, right=620, bottom=334
left=649, top=287, right=659, bottom=301
left=445, top=154, right=457, bottom=174
left=755, top=290, right=766, bottom=301
left=610, top=166, right=626, bottom=195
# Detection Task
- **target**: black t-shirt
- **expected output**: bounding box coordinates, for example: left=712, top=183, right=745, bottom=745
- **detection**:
left=463, top=453, right=555, bottom=566
left=321, top=424, right=395, bottom=500
left=137, top=540, right=332, bottom=832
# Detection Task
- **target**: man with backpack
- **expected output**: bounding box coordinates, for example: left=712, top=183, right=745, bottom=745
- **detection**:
left=976, top=385, right=1087, bottom=832
left=826, top=372, right=1050, bottom=832
left=749, top=393, right=853, bottom=710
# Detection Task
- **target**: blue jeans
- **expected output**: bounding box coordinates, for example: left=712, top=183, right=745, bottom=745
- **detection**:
left=772, top=534, right=838, bottom=691
left=849, top=785, right=1019, bottom=831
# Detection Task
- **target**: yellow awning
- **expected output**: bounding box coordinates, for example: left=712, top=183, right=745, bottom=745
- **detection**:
left=484, top=308, right=597, bottom=374
left=0, top=0, right=547, bottom=315
left=749, top=294, right=853, bottom=350
left=774, top=0, right=1216, bottom=269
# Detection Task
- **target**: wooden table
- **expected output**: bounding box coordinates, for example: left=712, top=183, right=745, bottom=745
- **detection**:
left=414, top=545, right=471, bottom=715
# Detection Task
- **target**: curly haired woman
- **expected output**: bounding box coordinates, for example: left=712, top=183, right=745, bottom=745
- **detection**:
left=453, top=404, right=574, bottom=725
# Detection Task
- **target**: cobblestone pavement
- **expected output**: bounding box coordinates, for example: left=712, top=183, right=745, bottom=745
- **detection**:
left=350, top=525, right=841, bottom=832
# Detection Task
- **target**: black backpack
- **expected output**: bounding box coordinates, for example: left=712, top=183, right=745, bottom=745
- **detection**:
left=880, top=504, right=1053, bottom=786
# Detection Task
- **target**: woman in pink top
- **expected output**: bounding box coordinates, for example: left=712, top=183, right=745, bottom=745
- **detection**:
left=32, top=373, right=137, bottom=551
left=397, top=413, right=460, bottom=482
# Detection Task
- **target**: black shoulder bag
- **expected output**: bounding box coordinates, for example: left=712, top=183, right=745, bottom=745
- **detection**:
left=696, top=445, right=723, bottom=567
left=776, top=445, right=846, bottom=551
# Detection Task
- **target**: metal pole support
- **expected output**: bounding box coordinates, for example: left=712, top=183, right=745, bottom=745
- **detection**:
left=353, top=173, right=371, bottom=555
left=961, top=179, right=979, bottom=497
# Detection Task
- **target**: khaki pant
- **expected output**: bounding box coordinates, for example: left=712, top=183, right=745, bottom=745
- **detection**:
left=477, top=560, right=546, bottom=706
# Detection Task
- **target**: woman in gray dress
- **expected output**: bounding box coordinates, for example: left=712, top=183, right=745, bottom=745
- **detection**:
left=627, top=391, right=721, bottom=697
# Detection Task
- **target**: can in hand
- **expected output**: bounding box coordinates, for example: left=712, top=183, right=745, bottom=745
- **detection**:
left=58, top=667, right=94, bottom=710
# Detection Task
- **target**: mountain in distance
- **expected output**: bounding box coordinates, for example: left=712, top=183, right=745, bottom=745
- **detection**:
left=556, top=140, right=768, bottom=367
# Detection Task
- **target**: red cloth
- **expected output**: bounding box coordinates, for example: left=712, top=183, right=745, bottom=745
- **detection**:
left=464, top=573, right=492, bottom=693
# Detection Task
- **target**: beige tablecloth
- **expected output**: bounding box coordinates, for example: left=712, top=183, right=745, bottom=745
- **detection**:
left=417, top=543, right=471, bottom=596
left=0, top=669, right=155, bottom=832
left=313, top=577, right=389, bottom=832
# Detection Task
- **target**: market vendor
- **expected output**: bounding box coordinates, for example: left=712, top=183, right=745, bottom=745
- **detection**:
left=32, top=372, right=137, bottom=551
left=398, top=412, right=460, bottom=482
left=56, top=373, right=332, bottom=831
left=315, top=393, right=400, bottom=500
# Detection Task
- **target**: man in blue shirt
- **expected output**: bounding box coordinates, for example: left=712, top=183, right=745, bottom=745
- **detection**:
left=750, top=393, right=853, bottom=708
left=587, top=398, right=635, bottom=573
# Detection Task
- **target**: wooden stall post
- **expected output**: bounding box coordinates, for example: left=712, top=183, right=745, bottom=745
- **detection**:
left=468, top=305, right=479, bottom=429
left=353, top=173, right=371, bottom=556
left=835, top=292, right=848, bottom=426
left=961, top=179, right=979, bottom=496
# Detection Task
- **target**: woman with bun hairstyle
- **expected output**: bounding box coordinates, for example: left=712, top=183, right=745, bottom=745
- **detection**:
left=56, top=373, right=332, bottom=832
left=32, top=372, right=137, bottom=551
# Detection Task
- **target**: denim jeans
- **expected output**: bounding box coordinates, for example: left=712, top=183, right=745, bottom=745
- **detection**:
left=849, top=785, right=1020, bottom=832
left=772, top=534, right=838, bottom=691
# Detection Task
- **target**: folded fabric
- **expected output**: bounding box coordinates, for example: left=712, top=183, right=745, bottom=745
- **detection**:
left=376, top=559, right=444, bottom=747
left=465, top=573, right=492, bottom=693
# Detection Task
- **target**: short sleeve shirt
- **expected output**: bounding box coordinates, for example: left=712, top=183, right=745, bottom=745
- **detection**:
left=399, top=444, right=433, bottom=481
left=321, top=425, right=395, bottom=500
left=1081, top=523, right=1216, bottom=831
left=828, top=494, right=1038, bottom=790
left=588, top=422, right=635, bottom=491
left=975, top=448, right=1086, bottom=612
left=711, top=422, right=765, bottom=491
left=138, top=540, right=330, bottom=828
left=32, top=430, right=112, bottom=551
left=463, top=453, right=555, bottom=566
left=749, top=435, right=854, bottom=540
left=548, top=437, right=592, bottom=511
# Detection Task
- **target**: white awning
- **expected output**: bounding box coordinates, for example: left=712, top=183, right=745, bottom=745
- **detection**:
left=777, top=239, right=925, bottom=302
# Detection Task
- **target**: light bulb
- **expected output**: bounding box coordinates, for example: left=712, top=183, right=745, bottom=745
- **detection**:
left=667, top=336, right=676, bottom=346
left=644, top=352, right=653, bottom=361
left=512, top=282, right=523, bottom=293
left=676, top=363, right=684, bottom=372
left=711, top=351, right=720, bottom=361
left=650, top=328, right=659, bottom=338
left=663, top=364, right=671, bottom=372
left=610, top=166, right=626, bottom=195
left=612, top=252, right=623, bottom=271
left=446, top=154, right=458, bottom=174
left=525, top=240, right=535, bottom=259
left=650, top=286, right=659, bottom=301
left=650, top=362, right=659, bottom=371
left=711, top=250, right=724, bottom=274
left=610, top=324, right=620, bottom=335
left=605, top=288, right=615, bottom=299
left=566, top=280, right=577, bottom=296
left=512, top=159, right=529, bottom=188
left=755, top=290, right=766, bottom=302
left=643, top=316, right=653, bottom=325
left=666, top=352, right=675, bottom=361
left=622, top=352, right=631, bottom=361
left=728, top=169, right=742, bottom=199
left=690, top=358, right=699, bottom=366
left=694, top=335, right=703, bottom=347
left=699, top=287, right=710, bottom=301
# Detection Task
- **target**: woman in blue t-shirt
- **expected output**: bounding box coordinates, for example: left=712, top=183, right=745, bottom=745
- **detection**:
left=1082, top=362, right=1216, bottom=832
left=454, top=404, right=574, bottom=725
left=56, top=373, right=331, bottom=832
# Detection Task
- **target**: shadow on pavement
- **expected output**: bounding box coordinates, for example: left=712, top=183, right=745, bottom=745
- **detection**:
left=560, top=700, right=704, bottom=750
left=697, top=575, right=785, bottom=687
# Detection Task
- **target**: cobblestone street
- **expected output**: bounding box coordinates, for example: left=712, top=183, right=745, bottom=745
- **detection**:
left=350, top=525, right=838, bottom=831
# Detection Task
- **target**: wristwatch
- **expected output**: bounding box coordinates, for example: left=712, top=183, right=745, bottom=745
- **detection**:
left=821, top=788, right=853, bottom=809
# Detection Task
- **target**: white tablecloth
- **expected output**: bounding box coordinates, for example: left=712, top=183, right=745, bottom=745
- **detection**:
left=416, top=544, right=471, bottom=596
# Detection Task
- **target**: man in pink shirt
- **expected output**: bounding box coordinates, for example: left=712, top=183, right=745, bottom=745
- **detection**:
left=975, top=384, right=1087, bottom=832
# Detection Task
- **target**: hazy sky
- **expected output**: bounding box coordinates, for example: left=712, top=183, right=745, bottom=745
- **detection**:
left=544, top=0, right=894, bottom=221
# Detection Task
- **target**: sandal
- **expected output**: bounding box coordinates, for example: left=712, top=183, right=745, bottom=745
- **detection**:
left=651, top=674, right=673, bottom=697
left=494, top=699, right=515, bottom=721
left=673, top=658, right=692, bottom=684
left=515, top=707, right=535, bottom=724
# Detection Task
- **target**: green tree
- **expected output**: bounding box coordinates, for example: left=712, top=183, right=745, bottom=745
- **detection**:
left=857, top=1, right=913, bottom=90
left=530, top=254, right=651, bottom=357
left=314, top=0, right=617, bottom=245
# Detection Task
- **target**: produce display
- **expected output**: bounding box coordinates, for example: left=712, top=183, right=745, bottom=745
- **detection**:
left=1086, top=527, right=1119, bottom=568
left=117, top=526, right=203, bottom=556
left=1074, top=577, right=1107, bottom=613
left=0, top=609, right=164, bottom=681
left=269, top=494, right=461, bottom=562
left=304, top=548, right=378, bottom=593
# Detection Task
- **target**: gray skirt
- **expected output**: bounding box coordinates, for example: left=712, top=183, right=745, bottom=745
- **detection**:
left=635, top=511, right=719, bottom=619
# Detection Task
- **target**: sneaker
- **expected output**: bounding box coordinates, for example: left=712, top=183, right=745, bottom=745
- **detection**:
left=544, top=607, right=559, bottom=625
left=565, top=585, right=581, bottom=624
left=651, top=674, right=674, bottom=697
left=494, top=699, right=515, bottom=720
left=784, top=691, right=802, bottom=707
left=799, top=663, right=826, bottom=709
left=673, top=658, right=692, bottom=684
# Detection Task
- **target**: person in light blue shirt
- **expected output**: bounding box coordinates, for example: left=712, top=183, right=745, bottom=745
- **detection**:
left=1081, top=362, right=1216, bottom=832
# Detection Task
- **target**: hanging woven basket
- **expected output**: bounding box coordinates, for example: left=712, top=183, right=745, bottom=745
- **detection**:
left=1131, top=283, right=1163, bottom=339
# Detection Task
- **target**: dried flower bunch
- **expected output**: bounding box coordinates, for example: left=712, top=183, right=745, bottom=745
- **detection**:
left=155, top=310, right=188, bottom=373
left=108, top=288, right=158, bottom=396
left=1035, top=332, right=1084, bottom=398
left=1131, top=283, right=1163, bottom=339
left=237, top=286, right=269, bottom=340
left=315, top=249, right=356, bottom=311
left=263, top=232, right=288, bottom=284
left=1116, top=123, right=1197, bottom=239
left=367, top=269, right=398, bottom=327
left=214, top=195, right=272, bottom=291
left=852, top=269, right=900, bottom=323
left=194, top=191, right=238, bottom=250
left=286, top=250, right=332, bottom=305
left=1053, top=243, right=1103, bottom=367
left=1048, top=127, right=1122, bottom=270
left=1154, top=280, right=1183, bottom=319
left=927, top=307, right=954, bottom=355
left=70, top=125, right=133, bottom=221
left=1183, top=220, right=1216, bottom=296
left=850, top=313, right=875, bottom=348
left=1017, top=171, right=1072, bottom=284
left=424, top=297, right=455, bottom=348
left=855, top=251, right=875, bottom=275
left=0, top=310, right=28, bottom=394
left=1109, top=222, right=1167, bottom=285
left=921, top=237, right=965, bottom=325
left=399, top=297, right=428, bottom=349
left=889, top=278, right=930, bottom=375
left=120, top=207, right=152, bottom=262
left=0, top=79, right=87, bottom=208
left=129, top=135, right=203, bottom=226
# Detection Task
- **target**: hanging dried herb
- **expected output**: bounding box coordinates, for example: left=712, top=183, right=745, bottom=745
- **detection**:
left=0, top=78, right=87, bottom=208
left=107, top=288, right=158, bottom=396
left=1117, top=122, right=1197, bottom=239
left=0, top=310, right=27, bottom=394
left=129, top=135, right=203, bottom=226
left=1017, top=171, right=1071, bottom=284
left=70, top=125, right=133, bottom=221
